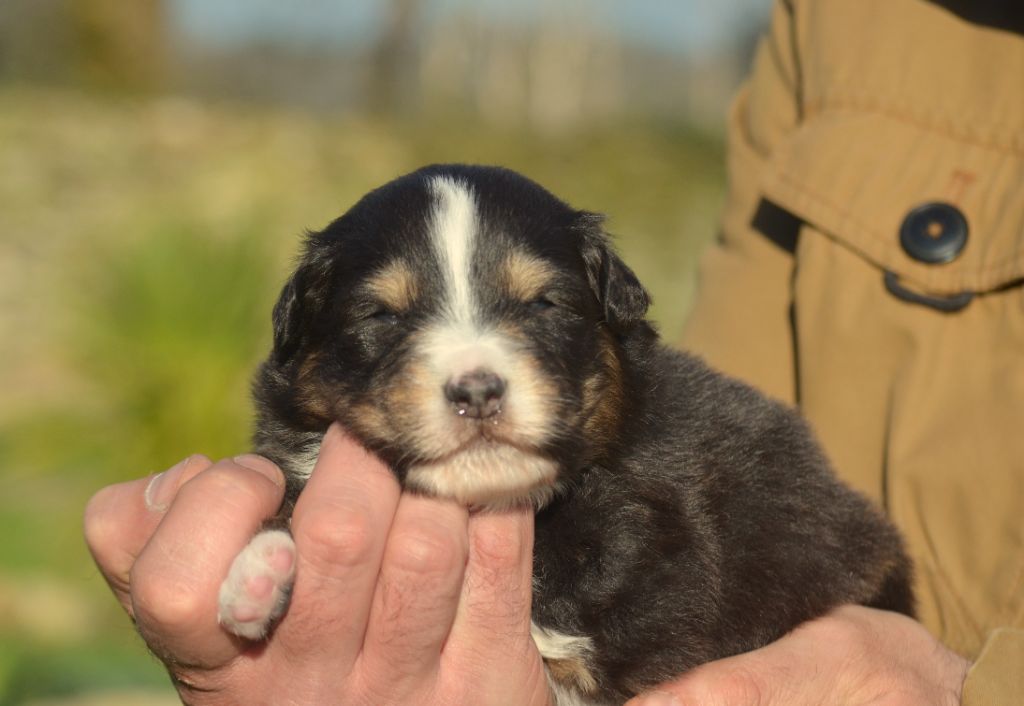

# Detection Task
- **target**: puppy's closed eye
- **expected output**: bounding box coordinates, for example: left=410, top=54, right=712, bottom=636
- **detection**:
left=226, top=163, right=914, bottom=706
left=527, top=296, right=557, bottom=313
left=368, top=307, right=403, bottom=325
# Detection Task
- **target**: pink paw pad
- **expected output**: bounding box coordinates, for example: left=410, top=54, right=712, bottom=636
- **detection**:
left=218, top=529, right=296, bottom=640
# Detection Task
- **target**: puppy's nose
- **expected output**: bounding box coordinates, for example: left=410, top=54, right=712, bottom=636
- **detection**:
left=444, top=368, right=506, bottom=419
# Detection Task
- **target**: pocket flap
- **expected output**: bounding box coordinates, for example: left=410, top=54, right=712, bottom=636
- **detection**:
left=760, top=110, right=1024, bottom=295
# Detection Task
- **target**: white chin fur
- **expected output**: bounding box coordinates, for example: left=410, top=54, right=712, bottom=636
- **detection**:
left=404, top=442, right=558, bottom=508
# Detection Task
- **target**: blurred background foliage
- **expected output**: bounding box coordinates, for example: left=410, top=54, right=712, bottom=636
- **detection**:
left=0, top=0, right=766, bottom=703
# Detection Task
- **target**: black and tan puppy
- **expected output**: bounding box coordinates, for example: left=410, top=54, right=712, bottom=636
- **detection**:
left=218, top=164, right=914, bottom=705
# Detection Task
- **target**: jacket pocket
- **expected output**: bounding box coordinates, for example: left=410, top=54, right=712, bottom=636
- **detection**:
left=758, top=109, right=1024, bottom=298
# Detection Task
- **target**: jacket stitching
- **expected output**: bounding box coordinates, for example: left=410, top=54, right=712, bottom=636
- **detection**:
left=802, top=99, right=1024, bottom=157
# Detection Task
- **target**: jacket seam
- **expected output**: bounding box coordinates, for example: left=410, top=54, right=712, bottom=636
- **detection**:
left=803, top=98, right=1024, bottom=157
left=1003, top=555, right=1024, bottom=628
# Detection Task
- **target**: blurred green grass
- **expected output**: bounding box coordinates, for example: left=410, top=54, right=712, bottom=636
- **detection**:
left=0, top=86, right=723, bottom=704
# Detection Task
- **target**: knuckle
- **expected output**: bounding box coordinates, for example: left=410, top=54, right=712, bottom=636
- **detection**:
left=294, top=504, right=378, bottom=569
left=674, top=664, right=770, bottom=706
left=82, top=486, right=122, bottom=559
left=808, top=609, right=873, bottom=657
left=130, top=569, right=207, bottom=631
left=470, top=522, right=525, bottom=569
left=717, top=667, right=769, bottom=705
left=386, top=520, right=464, bottom=577
left=180, top=464, right=273, bottom=511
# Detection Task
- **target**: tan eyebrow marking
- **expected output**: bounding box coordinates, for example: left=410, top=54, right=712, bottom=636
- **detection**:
left=365, top=260, right=419, bottom=312
left=502, top=250, right=556, bottom=301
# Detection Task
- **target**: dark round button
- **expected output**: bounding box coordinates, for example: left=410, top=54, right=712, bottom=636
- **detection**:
left=899, top=202, right=968, bottom=264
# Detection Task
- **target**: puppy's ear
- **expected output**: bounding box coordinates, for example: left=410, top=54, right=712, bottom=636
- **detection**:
left=577, top=213, right=651, bottom=333
left=270, top=232, right=332, bottom=366
left=270, top=270, right=307, bottom=366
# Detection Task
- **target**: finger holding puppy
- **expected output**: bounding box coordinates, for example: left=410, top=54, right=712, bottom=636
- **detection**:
left=128, top=454, right=286, bottom=670
left=84, top=454, right=214, bottom=611
left=272, top=423, right=403, bottom=668
left=357, top=493, right=469, bottom=695
left=441, top=506, right=551, bottom=705
left=265, top=425, right=539, bottom=704
left=626, top=606, right=969, bottom=706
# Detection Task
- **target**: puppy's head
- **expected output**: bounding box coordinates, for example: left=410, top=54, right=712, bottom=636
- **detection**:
left=261, top=164, right=651, bottom=507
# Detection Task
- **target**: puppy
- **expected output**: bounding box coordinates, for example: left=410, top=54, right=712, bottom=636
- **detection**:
left=218, top=164, right=914, bottom=704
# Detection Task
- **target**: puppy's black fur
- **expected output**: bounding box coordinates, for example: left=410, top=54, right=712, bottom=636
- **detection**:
left=249, top=164, right=913, bottom=704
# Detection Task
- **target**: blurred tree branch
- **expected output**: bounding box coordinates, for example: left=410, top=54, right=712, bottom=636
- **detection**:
left=366, top=0, right=419, bottom=114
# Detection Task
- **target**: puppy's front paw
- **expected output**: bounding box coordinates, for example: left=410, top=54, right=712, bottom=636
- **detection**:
left=218, top=529, right=296, bottom=640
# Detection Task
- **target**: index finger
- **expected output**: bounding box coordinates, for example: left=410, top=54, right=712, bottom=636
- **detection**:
left=273, top=424, right=403, bottom=668
left=84, top=454, right=214, bottom=610
left=129, top=455, right=287, bottom=668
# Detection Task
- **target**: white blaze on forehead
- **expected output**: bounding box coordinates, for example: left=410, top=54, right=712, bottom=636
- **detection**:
left=428, top=175, right=478, bottom=323
left=406, top=176, right=560, bottom=508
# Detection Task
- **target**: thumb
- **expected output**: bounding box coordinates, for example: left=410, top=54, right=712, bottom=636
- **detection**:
left=626, top=641, right=808, bottom=706
left=626, top=664, right=772, bottom=706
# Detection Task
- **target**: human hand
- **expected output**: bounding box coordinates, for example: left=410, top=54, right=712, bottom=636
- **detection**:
left=84, top=423, right=551, bottom=705
left=627, top=605, right=969, bottom=706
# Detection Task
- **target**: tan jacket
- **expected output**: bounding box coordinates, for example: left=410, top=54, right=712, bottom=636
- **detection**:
left=680, top=1, right=1024, bottom=702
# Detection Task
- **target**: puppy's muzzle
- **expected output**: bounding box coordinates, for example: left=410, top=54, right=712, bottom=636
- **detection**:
left=444, top=368, right=506, bottom=419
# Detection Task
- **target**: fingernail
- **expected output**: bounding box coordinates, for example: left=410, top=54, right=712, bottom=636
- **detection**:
left=629, top=692, right=681, bottom=706
left=145, top=456, right=192, bottom=512
left=233, top=454, right=284, bottom=486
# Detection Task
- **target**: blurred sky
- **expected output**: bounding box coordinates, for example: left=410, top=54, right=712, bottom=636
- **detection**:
left=170, top=0, right=769, bottom=55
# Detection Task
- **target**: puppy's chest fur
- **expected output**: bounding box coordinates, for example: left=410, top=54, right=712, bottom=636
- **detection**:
left=227, top=165, right=914, bottom=705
